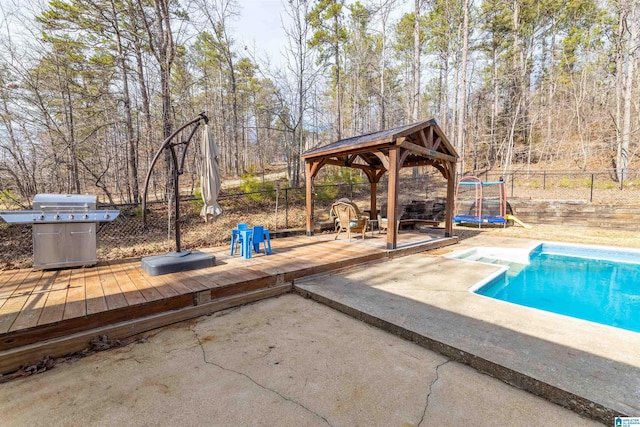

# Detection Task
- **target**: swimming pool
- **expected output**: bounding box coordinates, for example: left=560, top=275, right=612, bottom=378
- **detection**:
left=462, top=243, right=640, bottom=333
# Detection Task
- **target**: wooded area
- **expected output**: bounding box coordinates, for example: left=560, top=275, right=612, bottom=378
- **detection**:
left=0, top=0, right=638, bottom=206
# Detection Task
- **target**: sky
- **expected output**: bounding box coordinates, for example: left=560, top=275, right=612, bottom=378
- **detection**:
left=0, top=0, right=293, bottom=67
left=232, top=0, right=294, bottom=66
left=232, top=0, right=411, bottom=67
left=0, top=0, right=411, bottom=69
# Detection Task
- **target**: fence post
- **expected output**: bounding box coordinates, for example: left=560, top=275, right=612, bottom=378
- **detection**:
left=590, top=174, right=594, bottom=203
left=274, top=184, right=280, bottom=232
left=511, top=173, right=515, bottom=197
left=621, top=170, right=624, bottom=190
left=285, top=188, right=289, bottom=229
left=543, top=171, right=546, bottom=190
left=349, top=181, right=353, bottom=199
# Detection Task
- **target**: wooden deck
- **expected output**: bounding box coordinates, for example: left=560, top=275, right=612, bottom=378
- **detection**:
left=0, top=231, right=457, bottom=373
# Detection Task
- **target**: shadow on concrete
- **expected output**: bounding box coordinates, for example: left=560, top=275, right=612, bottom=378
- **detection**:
left=294, top=274, right=638, bottom=425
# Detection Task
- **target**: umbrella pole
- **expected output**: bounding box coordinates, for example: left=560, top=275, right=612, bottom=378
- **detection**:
left=173, top=119, right=203, bottom=252
left=169, top=144, right=182, bottom=253
left=141, top=112, right=209, bottom=253
left=141, top=113, right=216, bottom=276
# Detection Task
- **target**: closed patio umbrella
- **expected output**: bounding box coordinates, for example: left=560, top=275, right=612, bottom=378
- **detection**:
left=200, top=124, right=223, bottom=222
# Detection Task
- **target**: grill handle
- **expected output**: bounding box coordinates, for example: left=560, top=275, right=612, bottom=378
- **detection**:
left=38, top=204, right=90, bottom=210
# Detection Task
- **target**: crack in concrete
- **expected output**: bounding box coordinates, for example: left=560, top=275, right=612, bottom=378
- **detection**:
left=417, top=359, right=450, bottom=427
left=190, top=326, right=333, bottom=426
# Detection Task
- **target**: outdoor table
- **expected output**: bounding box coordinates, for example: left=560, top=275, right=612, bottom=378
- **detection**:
left=230, top=226, right=272, bottom=259
left=239, top=228, right=254, bottom=259
left=367, top=219, right=379, bottom=235
left=363, top=209, right=380, bottom=218
left=230, top=226, right=251, bottom=256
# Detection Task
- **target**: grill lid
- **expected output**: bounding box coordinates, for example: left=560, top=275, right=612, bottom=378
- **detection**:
left=33, top=193, right=97, bottom=210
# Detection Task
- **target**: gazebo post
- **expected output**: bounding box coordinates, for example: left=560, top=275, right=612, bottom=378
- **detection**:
left=305, top=162, right=314, bottom=236
left=386, top=146, right=399, bottom=249
left=369, top=180, right=377, bottom=223
left=363, top=169, right=380, bottom=226
left=445, top=161, right=457, bottom=237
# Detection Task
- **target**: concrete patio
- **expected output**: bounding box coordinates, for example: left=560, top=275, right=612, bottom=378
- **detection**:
left=0, top=295, right=601, bottom=426
left=0, top=233, right=634, bottom=425
left=296, top=235, right=640, bottom=424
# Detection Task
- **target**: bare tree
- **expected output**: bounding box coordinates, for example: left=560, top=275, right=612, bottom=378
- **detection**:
left=375, top=0, right=397, bottom=130
left=196, top=0, right=242, bottom=176
left=279, top=0, right=317, bottom=186
left=135, top=0, right=178, bottom=199
left=412, top=0, right=420, bottom=121
left=456, top=0, right=469, bottom=170
left=617, top=0, right=639, bottom=181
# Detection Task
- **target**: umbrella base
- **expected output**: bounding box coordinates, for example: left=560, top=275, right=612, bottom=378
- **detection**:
left=141, top=250, right=216, bottom=276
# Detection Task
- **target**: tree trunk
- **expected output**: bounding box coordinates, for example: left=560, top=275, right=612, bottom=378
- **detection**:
left=412, top=0, right=421, bottom=121
left=379, top=6, right=387, bottom=130
left=334, top=13, right=342, bottom=140
left=545, top=31, right=556, bottom=163
left=111, top=0, right=139, bottom=203
left=620, top=2, right=638, bottom=178
left=490, top=46, right=498, bottom=168
left=141, top=0, right=176, bottom=198
left=441, top=54, right=449, bottom=134
left=60, top=70, right=81, bottom=194
left=230, top=65, right=240, bottom=176
left=134, top=42, right=152, bottom=179
left=456, top=0, right=469, bottom=172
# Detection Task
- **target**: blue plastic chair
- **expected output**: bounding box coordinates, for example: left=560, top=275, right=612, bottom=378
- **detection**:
left=251, top=226, right=272, bottom=256
left=230, top=223, right=248, bottom=255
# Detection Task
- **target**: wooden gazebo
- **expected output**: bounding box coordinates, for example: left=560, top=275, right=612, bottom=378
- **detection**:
left=301, top=119, right=458, bottom=249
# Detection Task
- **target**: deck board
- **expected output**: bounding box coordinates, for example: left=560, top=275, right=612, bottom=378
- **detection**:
left=145, top=267, right=180, bottom=298
left=151, top=269, right=197, bottom=296
left=63, top=269, right=86, bottom=320
left=121, top=261, right=178, bottom=300
left=0, top=270, right=43, bottom=333
left=38, top=269, right=71, bottom=325
left=9, top=270, right=58, bottom=331
left=0, top=270, right=21, bottom=310
left=85, top=267, right=108, bottom=315
left=0, top=269, right=32, bottom=302
left=97, top=264, right=128, bottom=310
left=0, top=269, right=19, bottom=293
left=0, top=231, right=457, bottom=360
left=171, top=271, right=210, bottom=293
left=108, top=261, right=150, bottom=305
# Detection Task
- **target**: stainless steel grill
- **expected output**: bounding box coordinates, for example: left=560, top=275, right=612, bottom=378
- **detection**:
left=0, top=194, right=120, bottom=269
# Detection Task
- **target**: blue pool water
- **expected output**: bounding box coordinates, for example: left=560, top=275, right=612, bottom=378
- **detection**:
left=475, top=243, right=640, bottom=333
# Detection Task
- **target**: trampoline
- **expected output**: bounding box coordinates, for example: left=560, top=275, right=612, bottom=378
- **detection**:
left=454, top=176, right=507, bottom=227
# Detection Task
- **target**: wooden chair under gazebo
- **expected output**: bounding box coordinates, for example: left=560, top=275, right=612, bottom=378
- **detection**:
left=301, top=119, right=458, bottom=250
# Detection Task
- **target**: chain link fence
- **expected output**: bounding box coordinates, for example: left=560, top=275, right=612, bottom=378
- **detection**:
left=2, top=169, right=639, bottom=269
left=478, top=170, right=640, bottom=203
left=0, top=187, right=313, bottom=269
